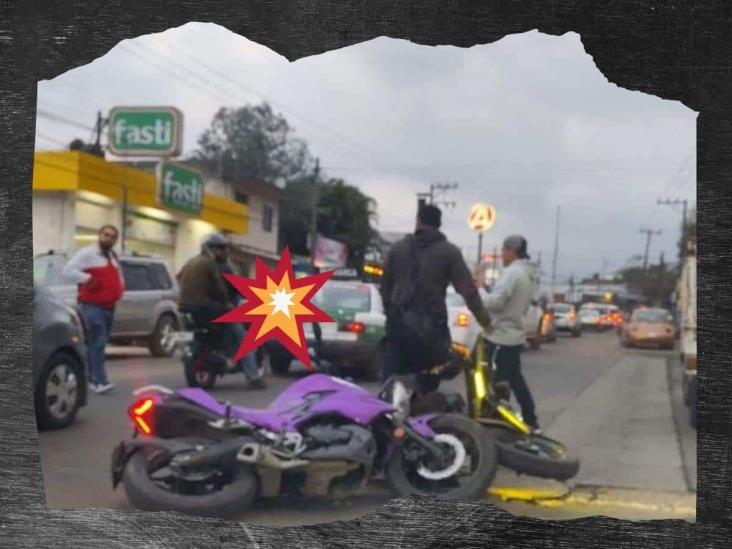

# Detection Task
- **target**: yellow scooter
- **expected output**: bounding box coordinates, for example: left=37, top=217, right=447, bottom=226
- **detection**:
left=436, top=336, right=579, bottom=480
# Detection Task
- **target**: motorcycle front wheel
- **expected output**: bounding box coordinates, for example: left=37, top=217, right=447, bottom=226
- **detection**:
left=122, top=449, right=256, bottom=517
left=386, top=414, right=498, bottom=500
left=486, top=428, right=580, bottom=481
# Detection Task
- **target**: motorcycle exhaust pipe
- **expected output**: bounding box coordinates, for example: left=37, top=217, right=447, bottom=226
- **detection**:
left=237, top=442, right=309, bottom=470
left=171, top=439, right=246, bottom=468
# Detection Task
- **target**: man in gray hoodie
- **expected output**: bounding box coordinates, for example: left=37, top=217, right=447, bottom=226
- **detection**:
left=484, top=235, right=540, bottom=431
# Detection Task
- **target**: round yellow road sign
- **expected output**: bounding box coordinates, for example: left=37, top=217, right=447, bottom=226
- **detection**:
left=468, top=203, right=496, bottom=232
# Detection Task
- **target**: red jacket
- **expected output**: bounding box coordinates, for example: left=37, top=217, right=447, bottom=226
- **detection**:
left=62, top=244, right=125, bottom=309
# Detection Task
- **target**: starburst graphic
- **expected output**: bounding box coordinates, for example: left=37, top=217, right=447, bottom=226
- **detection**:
left=213, top=248, right=334, bottom=369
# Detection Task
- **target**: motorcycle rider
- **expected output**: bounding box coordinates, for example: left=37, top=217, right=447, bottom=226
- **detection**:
left=380, top=204, right=492, bottom=393
left=177, top=233, right=263, bottom=386
left=483, top=235, right=540, bottom=432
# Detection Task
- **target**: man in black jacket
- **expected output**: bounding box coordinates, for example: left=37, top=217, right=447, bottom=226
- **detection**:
left=380, top=204, right=491, bottom=392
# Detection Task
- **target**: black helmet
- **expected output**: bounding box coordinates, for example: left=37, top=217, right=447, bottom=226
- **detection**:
left=202, top=233, right=229, bottom=253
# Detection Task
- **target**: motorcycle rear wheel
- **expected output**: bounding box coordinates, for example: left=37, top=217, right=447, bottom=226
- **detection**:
left=386, top=414, right=498, bottom=500
left=122, top=450, right=256, bottom=517
left=485, top=428, right=579, bottom=481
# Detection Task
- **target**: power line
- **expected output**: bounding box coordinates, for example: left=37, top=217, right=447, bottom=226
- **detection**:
left=125, top=40, right=379, bottom=167
left=36, top=109, right=95, bottom=132
left=36, top=133, right=67, bottom=147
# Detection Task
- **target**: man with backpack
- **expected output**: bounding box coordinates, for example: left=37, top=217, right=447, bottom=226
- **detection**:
left=380, top=204, right=492, bottom=393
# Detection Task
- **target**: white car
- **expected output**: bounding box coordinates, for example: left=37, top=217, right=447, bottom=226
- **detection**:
left=549, top=302, right=582, bottom=337
left=446, top=288, right=543, bottom=352
left=578, top=306, right=602, bottom=331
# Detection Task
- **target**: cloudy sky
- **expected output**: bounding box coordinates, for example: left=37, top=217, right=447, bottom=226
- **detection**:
left=35, top=22, right=696, bottom=284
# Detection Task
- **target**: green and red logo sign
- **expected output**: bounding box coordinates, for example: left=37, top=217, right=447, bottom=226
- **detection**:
left=157, top=162, right=204, bottom=215
left=108, top=106, right=183, bottom=156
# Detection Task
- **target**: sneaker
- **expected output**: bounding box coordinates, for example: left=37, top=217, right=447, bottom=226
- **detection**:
left=95, top=383, right=115, bottom=394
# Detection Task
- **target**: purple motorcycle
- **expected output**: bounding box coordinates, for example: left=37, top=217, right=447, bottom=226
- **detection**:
left=111, top=372, right=498, bottom=517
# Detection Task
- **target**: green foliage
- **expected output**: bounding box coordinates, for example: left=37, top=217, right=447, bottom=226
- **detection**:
left=194, top=103, right=313, bottom=182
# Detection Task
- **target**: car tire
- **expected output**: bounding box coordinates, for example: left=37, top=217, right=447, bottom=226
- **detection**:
left=149, top=314, right=179, bottom=358
left=270, top=354, right=291, bottom=376
left=528, top=337, right=541, bottom=350
left=571, top=330, right=581, bottom=338
left=35, top=351, right=84, bottom=430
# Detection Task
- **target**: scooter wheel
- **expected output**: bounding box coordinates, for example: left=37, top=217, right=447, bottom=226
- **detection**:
left=485, top=428, right=580, bottom=481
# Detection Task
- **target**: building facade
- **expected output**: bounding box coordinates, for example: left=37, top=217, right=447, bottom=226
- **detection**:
left=32, top=151, right=285, bottom=277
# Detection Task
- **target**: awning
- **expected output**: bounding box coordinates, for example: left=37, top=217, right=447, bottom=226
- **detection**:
left=33, top=151, right=249, bottom=234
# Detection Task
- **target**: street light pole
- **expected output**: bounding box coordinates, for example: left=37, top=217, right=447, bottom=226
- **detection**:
left=657, top=198, right=688, bottom=260
left=550, top=206, right=560, bottom=298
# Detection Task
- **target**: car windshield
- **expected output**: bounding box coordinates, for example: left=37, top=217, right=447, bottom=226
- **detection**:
left=631, top=310, right=669, bottom=324
left=551, top=304, right=571, bottom=313
left=580, top=309, right=599, bottom=317
left=33, top=255, right=76, bottom=287
left=312, top=283, right=371, bottom=312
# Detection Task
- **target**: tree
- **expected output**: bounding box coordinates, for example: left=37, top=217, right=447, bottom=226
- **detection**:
left=619, top=262, right=678, bottom=307
left=279, top=175, right=378, bottom=268
left=194, top=103, right=313, bottom=182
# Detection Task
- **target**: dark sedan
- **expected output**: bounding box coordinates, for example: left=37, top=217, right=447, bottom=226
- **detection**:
left=33, top=285, right=88, bottom=429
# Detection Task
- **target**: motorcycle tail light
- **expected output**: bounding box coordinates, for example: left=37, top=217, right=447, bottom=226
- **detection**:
left=128, top=397, right=156, bottom=436
left=456, top=313, right=469, bottom=327
left=340, top=321, right=365, bottom=334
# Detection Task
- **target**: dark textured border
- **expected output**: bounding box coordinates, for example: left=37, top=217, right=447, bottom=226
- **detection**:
left=1, top=2, right=729, bottom=546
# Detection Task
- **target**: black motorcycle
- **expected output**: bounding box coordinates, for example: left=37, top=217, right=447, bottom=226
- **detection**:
left=175, top=312, right=265, bottom=390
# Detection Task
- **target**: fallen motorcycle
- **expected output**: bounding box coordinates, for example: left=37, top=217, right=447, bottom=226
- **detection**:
left=420, top=335, right=580, bottom=481
left=111, top=367, right=498, bottom=517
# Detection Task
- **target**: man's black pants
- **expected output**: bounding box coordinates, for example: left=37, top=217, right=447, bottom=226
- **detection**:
left=485, top=340, right=538, bottom=428
left=383, top=316, right=444, bottom=394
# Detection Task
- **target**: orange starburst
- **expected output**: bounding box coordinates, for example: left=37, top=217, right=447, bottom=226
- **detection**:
left=213, top=248, right=334, bottom=369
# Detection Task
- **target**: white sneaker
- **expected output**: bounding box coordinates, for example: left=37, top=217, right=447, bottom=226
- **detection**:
left=89, top=383, right=99, bottom=393
left=95, top=383, right=115, bottom=394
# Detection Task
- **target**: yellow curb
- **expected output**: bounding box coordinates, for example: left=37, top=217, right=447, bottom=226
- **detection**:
left=487, top=486, right=569, bottom=502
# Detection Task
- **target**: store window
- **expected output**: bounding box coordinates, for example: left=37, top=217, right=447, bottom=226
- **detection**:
left=262, top=203, right=274, bottom=233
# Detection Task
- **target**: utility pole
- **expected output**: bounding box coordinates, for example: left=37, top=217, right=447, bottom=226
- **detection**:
left=309, top=158, right=320, bottom=270
left=657, top=198, right=689, bottom=260
left=416, top=182, right=458, bottom=211
left=550, top=206, right=560, bottom=298
left=640, top=228, right=662, bottom=271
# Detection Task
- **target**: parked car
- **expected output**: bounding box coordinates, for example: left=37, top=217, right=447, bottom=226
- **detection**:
left=33, top=250, right=181, bottom=357
left=33, top=284, right=88, bottom=429
left=446, top=288, right=543, bottom=351
left=620, top=307, right=676, bottom=349
left=265, top=279, right=386, bottom=380
left=549, top=302, right=582, bottom=337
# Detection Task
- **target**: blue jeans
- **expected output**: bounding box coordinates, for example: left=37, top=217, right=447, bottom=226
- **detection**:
left=222, top=322, right=260, bottom=380
left=79, top=302, right=114, bottom=386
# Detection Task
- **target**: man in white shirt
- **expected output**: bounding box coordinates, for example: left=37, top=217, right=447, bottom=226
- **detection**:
left=62, top=225, right=125, bottom=394
left=484, top=235, right=540, bottom=431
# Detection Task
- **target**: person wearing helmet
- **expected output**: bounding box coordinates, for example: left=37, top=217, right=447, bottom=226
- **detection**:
left=177, top=233, right=263, bottom=385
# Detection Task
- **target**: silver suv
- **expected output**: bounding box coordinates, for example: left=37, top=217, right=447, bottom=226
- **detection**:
left=33, top=251, right=180, bottom=357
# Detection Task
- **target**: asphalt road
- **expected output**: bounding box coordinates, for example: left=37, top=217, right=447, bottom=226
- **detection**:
left=38, top=329, right=695, bottom=525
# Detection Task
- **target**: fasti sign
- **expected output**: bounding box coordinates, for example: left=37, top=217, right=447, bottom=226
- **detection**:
left=157, top=162, right=204, bottom=215
left=108, top=106, right=183, bottom=156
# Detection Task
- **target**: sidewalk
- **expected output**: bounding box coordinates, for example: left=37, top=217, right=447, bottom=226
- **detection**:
left=546, top=352, right=686, bottom=492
